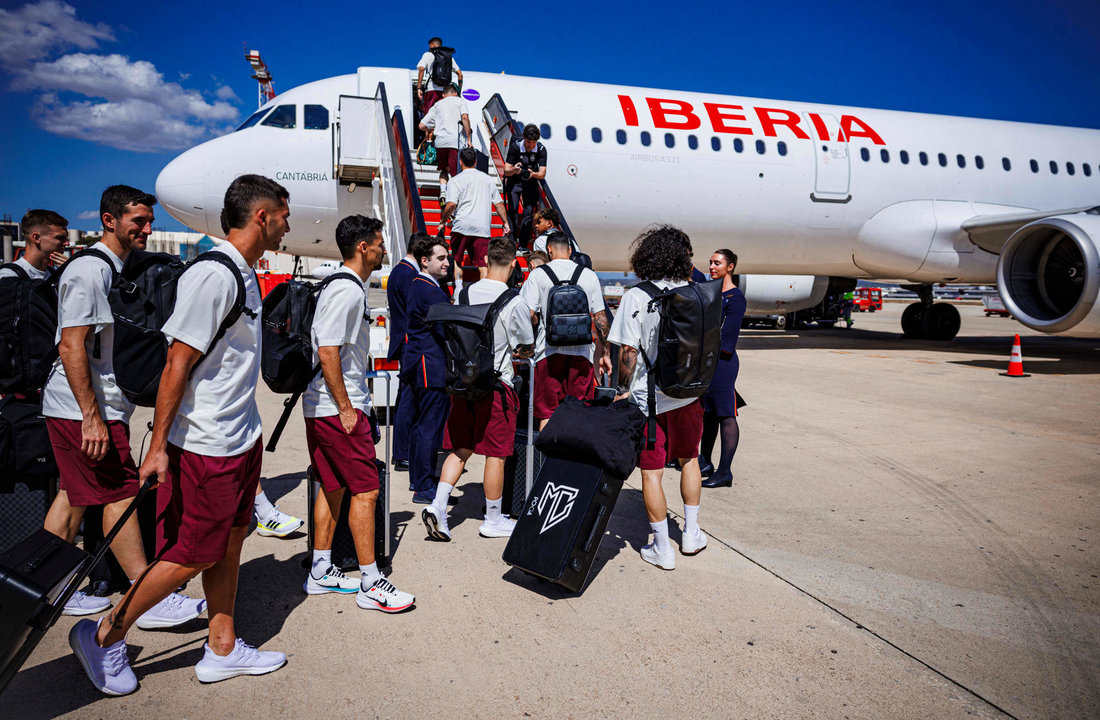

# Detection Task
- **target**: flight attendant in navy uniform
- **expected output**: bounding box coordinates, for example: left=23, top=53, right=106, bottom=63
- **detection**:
left=698, top=249, right=746, bottom=488
left=401, top=235, right=451, bottom=503
left=387, top=236, right=427, bottom=473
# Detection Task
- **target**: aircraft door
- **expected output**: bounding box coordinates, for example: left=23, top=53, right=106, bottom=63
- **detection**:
left=807, top=113, right=851, bottom=203
left=336, top=94, right=381, bottom=183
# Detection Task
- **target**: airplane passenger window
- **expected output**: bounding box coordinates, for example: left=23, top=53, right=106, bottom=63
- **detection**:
left=711, top=137, right=721, bottom=151
left=956, top=154, right=966, bottom=168
left=975, top=155, right=984, bottom=169
left=1084, top=164, right=1092, bottom=177
left=640, top=131, right=651, bottom=146
left=900, top=150, right=909, bottom=164
left=734, top=138, right=744, bottom=153
left=304, top=105, right=329, bottom=130
left=938, top=153, right=947, bottom=167
left=665, top=133, right=675, bottom=148
left=1030, top=159, right=1039, bottom=173
left=860, top=148, right=870, bottom=162
left=919, top=151, right=929, bottom=165
left=566, top=125, right=577, bottom=141
left=1002, top=157, right=1012, bottom=171
left=755, top=140, right=765, bottom=154
left=616, top=129, right=627, bottom=145
left=688, top=135, right=699, bottom=150
left=591, top=127, right=602, bottom=143
left=880, top=149, right=890, bottom=163
left=1066, top=162, right=1075, bottom=176
left=236, top=108, right=269, bottom=131
left=777, top=141, right=787, bottom=156
left=540, top=124, right=552, bottom=139
left=1049, top=160, right=1058, bottom=174
left=261, top=105, right=296, bottom=129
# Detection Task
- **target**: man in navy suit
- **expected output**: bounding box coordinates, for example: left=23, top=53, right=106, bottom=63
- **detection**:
left=386, top=233, right=428, bottom=471
left=400, top=234, right=451, bottom=503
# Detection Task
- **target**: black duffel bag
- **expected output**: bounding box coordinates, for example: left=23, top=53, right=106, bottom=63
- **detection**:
left=535, top=395, right=646, bottom=479
left=0, top=395, right=58, bottom=479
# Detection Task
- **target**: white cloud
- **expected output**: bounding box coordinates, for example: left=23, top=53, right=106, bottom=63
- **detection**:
left=76, top=210, right=98, bottom=220
left=215, top=85, right=240, bottom=102
left=0, top=0, right=113, bottom=66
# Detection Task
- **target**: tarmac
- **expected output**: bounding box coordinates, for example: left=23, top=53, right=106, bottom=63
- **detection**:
left=5, top=303, right=1098, bottom=719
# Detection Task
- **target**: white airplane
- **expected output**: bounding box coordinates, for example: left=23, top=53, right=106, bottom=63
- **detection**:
left=155, top=66, right=1100, bottom=340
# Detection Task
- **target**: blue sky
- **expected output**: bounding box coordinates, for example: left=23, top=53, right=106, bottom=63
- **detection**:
left=1, top=0, right=1098, bottom=232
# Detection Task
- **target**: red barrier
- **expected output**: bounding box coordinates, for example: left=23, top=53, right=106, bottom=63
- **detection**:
left=257, top=273, right=292, bottom=298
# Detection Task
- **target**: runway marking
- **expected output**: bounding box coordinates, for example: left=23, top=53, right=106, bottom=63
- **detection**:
left=869, top=354, right=893, bottom=359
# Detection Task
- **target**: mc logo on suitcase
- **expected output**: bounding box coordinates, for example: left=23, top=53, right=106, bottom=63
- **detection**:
left=529, top=482, right=579, bottom=534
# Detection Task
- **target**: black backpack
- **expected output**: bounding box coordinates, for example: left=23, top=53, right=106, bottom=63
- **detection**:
left=429, top=46, right=454, bottom=88
left=541, top=264, right=592, bottom=346
left=425, top=285, right=519, bottom=401
left=0, top=394, right=58, bottom=479
left=261, top=273, right=362, bottom=451
left=109, top=249, right=248, bottom=407
left=0, top=263, right=60, bottom=395
left=635, top=280, right=724, bottom=446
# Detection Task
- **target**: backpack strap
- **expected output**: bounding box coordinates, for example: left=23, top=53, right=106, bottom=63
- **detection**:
left=487, top=287, right=521, bottom=379
left=632, top=282, right=662, bottom=449
left=458, top=284, right=471, bottom=306
left=189, top=251, right=251, bottom=345
left=54, top=248, right=118, bottom=359
left=540, top=264, right=560, bottom=286
left=0, top=262, right=29, bottom=280
left=568, top=263, right=584, bottom=286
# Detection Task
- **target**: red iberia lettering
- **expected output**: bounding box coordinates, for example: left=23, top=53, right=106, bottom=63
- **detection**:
left=839, top=115, right=885, bottom=145
left=754, top=107, right=810, bottom=139
left=646, top=97, right=701, bottom=130
left=703, top=103, right=753, bottom=135
left=806, top=113, right=830, bottom=141
left=618, top=95, right=639, bottom=127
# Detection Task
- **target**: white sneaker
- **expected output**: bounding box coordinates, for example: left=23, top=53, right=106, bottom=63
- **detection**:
left=681, top=527, right=708, bottom=556
left=478, top=515, right=516, bottom=538
left=421, top=505, right=450, bottom=541
left=68, top=618, right=137, bottom=696
left=135, top=592, right=207, bottom=630
left=62, top=590, right=112, bottom=616
left=640, top=541, right=676, bottom=570
left=194, top=639, right=286, bottom=683
left=255, top=507, right=304, bottom=538
left=356, top=576, right=415, bottom=613
left=303, top=564, right=360, bottom=595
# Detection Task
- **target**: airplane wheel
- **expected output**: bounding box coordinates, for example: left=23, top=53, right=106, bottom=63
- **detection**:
left=923, top=302, right=961, bottom=340
left=901, top=303, right=925, bottom=338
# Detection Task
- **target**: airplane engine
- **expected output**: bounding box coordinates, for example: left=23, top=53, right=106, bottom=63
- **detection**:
left=736, top=274, right=830, bottom=314
left=996, top=211, right=1100, bottom=337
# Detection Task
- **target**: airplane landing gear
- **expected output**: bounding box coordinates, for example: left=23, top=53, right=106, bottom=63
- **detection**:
left=900, top=284, right=961, bottom=340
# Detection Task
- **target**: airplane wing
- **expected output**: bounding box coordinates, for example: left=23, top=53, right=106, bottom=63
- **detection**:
left=961, top=205, right=1098, bottom=253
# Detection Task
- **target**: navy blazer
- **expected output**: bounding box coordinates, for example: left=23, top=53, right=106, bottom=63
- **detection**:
left=400, top=273, right=449, bottom=387
left=386, top=257, right=419, bottom=362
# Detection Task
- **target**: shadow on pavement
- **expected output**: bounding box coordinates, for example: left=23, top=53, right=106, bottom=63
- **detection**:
left=262, top=469, right=307, bottom=504
left=232, top=552, right=310, bottom=649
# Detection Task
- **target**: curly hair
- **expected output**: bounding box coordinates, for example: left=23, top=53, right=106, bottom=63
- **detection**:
left=628, top=224, right=693, bottom=281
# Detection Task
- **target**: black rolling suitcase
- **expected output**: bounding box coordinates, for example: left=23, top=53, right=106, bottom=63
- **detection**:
left=0, top=395, right=60, bottom=556
left=0, top=478, right=154, bottom=695
left=502, top=358, right=542, bottom=517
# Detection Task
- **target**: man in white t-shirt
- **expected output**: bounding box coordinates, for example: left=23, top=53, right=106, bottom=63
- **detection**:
left=608, top=225, right=707, bottom=571
left=69, top=176, right=291, bottom=696
left=0, top=208, right=69, bottom=280
left=441, top=148, right=511, bottom=277
left=41, top=186, right=204, bottom=632
left=519, top=232, right=611, bottom=428
left=416, top=37, right=462, bottom=113
left=419, top=84, right=472, bottom=203
left=422, top=237, right=534, bottom=542
left=302, top=214, right=415, bottom=612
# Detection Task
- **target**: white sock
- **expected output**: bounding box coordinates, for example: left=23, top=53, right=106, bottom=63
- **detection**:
left=432, top=482, right=454, bottom=513
left=650, top=519, right=670, bottom=551
left=311, top=549, right=331, bottom=577
left=360, top=563, right=381, bottom=588
left=684, top=504, right=700, bottom=536
left=485, top=497, right=502, bottom=522
left=254, top=490, right=275, bottom=520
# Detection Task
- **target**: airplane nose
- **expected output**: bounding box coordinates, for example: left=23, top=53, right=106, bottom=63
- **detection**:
left=155, top=147, right=209, bottom=235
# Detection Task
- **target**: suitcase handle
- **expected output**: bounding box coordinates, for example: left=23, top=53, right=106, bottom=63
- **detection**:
left=581, top=504, right=607, bottom=554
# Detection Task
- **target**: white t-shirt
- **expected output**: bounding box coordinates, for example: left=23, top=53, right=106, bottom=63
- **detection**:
left=303, top=269, right=373, bottom=419
left=417, top=51, right=461, bottom=92
left=161, top=242, right=263, bottom=457
left=448, top=169, right=501, bottom=238
left=42, top=243, right=134, bottom=423
left=607, top=279, right=695, bottom=415
left=421, top=95, right=469, bottom=149
left=461, top=278, right=534, bottom=386
left=519, top=258, right=604, bottom=362
left=0, top=256, right=49, bottom=280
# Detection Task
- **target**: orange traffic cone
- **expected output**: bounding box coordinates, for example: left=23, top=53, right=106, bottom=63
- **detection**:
left=1000, top=334, right=1030, bottom=377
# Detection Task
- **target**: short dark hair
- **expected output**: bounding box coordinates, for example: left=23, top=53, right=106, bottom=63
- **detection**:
left=428, top=37, right=442, bottom=46
left=525, top=250, right=549, bottom=266
left=535, top=208, right=559, bottom=226
left=523, top=124, right=540, bottom=141
left=545, top=230, right=571, bottom=252
left=714, top=248, right=737, bottom=269
left=443, top=83, right=458, bottom=95
left=20, top=209, right=68, bottom=237
left=221, top=174, right=288, bottom=232
left=629, top=224, right=693, bottom=281
left=407, top=231, right=431, bottom=259
left=410, top=232, right=445, bottom=265
left=99, top=185, right=156, bottom=227
left=487, top=237, right=516, bottom=267
left=459, top=147, right=477, bottom=167
left=335, top=215, right=384, bottom=259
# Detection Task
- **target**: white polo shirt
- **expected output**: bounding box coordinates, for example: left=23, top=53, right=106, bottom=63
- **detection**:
left=0, top=257, right=49, bottom=280
left=303, top=268, right=373, bottom=418
left=607, top=278, right=695, bottom=415
left=42, top=242, right=134, bottom=424
left=519, top=258, right=604, bottom=363
left=417, top=51, right=461, bottom=92
left=448, top=169, right=501, bottom=238
left=161, top=242, right=262, bottom=457
left=421, top=95, right=469, bottom=149
left=461, top=278, right=534, bottom=386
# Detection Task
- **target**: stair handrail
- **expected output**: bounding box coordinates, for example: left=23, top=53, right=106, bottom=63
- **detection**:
left=391, top=107, right=427, bottom=236
left=373, top=83, right=419, bottom=264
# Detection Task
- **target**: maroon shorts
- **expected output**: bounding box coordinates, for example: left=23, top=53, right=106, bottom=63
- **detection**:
left=533, top=354, right=594, bottom=420
left=305, top=409, right=379, bottom=495
left=422, top=90, right=443, bottom=113
left=156, top=440, right=263, bottom=565
left=450, top=232, right=489, bottom=268
left=437, top=147, right=459, bottom=179
left=45, top=418, right=139, bottom=507
left=638, top=400, right=705, bottom=471
left=443, top=385, right=519, bottom=458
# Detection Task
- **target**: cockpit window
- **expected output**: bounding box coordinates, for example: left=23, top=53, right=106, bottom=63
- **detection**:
left=261, top=105, right=296, bottom=129
left=304, top=105, right=329, bottom=130
left=236, top=109, right=269, bottom=131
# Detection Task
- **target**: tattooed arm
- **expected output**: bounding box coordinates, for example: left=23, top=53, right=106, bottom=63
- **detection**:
left=616, top=344, right=638, bottom=401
